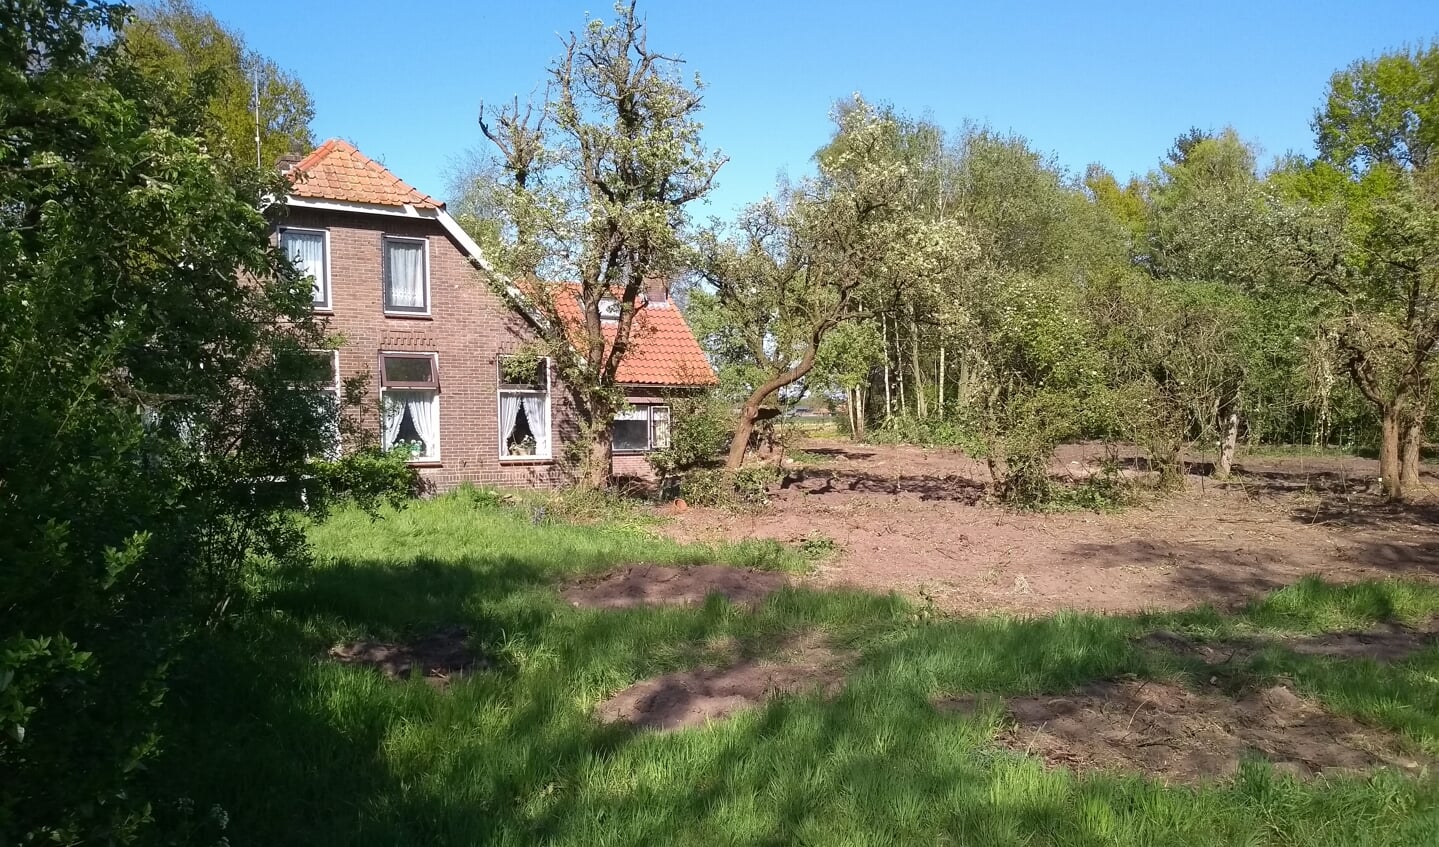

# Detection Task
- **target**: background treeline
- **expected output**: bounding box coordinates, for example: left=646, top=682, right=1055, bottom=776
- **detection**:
left=680, top=43, right=1439, bottom=505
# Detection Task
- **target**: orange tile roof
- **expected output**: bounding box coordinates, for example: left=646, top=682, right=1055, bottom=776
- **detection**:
left=549, top=284, right=718, bottom=387
left=288, top=138, right=442, bottom=209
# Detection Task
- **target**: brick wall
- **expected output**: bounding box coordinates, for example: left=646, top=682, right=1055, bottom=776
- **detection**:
left=284, top=207, right=578, bottom=491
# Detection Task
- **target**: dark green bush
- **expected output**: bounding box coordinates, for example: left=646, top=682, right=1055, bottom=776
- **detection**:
left=310, top=447, right=424, bottom=513
left=0, top=5, right=369, bottom=841
left=646, top=391, right=731, bottom=478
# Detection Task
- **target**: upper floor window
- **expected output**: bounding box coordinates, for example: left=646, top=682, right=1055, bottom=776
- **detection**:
left=280, top=228, right=329, bottom=310
left=383, top=236, right=429, bottom=315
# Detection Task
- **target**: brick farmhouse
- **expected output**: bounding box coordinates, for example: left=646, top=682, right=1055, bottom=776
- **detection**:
left=277, top=139, right=716, bottom=490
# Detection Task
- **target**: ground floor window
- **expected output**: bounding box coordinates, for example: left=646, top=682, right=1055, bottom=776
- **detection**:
left=380, top=352, right=440, bottom=462
left=612, top=404, right=670, bottom=453
left=313, top=350, right=340, bottom=459
left=499, top=355, right=551, bottom=460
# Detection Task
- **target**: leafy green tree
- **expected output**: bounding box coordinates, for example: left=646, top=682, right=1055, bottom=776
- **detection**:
left=695, top=98, right=973, bottom=468
left=1272, top=42, right=1439, bottom=499
left=0, top=1, right=353, bottom=840
left=123, top=0, right=315, bottom=167
left=1147, top=128, right=1276, bottom=285
left=1084, top=163, right=1148, bottom=258
left=473, top=1, right=725, bottom=486
left=1274, top=167, right=1439, bottom=498
left=1316, top=41, right=1439, bottom=173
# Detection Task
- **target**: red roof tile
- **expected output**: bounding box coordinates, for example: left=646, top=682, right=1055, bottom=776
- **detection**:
left=288, top=139, right=442, bottom=209
left=549, top=284, right=717, bottom=387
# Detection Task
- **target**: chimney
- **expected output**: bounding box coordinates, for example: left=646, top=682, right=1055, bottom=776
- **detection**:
left=643, top=275, right=670, bottom=307
left=277, top=139, right=306, bottom=175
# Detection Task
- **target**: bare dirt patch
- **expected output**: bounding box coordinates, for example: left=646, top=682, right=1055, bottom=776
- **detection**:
left=661, top=439, right=1439, bottom=616
left=1141, top=618, right=1439, bottom=666
left=596, top=637, right=849, bottom=731
left=562, top=564, right=789, bottom=609
left=327, top=625, right=486, bottom=688
left=991, top=679, right=1428, bottom=783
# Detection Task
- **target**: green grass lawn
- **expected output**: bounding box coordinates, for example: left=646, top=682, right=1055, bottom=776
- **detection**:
left=148, top=490, right=1439, bottom=846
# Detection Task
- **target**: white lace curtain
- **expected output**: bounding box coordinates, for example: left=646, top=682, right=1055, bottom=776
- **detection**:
left=499, top=393, right=522, bottom=452
left=523, top=394, right=550, bottom=458
left=382, top=390, right=438, bottom=459
left=385, top=240, right=425, bottom=309
left=500, top=392, right=549, bottom=458
left=285, top=232, right=326, bottom=304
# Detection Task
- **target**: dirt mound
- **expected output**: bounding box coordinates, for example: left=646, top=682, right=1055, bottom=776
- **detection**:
left=327, top=625, right=486, bottom=688
left=562, top=564, right=789, bottom=609
left=597, top=640, right=849, bottom=731
left=1141, top=618, right=1439, bottom=665
left=996, top=679, right=1427, bottom=783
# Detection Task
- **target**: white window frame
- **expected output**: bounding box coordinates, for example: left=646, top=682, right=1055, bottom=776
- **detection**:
left=280, top=227, right=331, bottom=311
left=382, top=235, right=431, bottom=317
left=379, top=350, right=441, bottom=463
left=612, top=404, right=670, bottom=454
left=498, top=356, right=552, bottom=462
left=318, top=350, right=341, bottom=459
left=650, top=404, right=671, bottom=451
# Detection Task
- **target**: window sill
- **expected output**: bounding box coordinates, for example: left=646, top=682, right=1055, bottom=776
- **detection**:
left=500, top=457, right=554, bottom=465
left=612, top=450, right=655, bottom=456
left=406, top=460, right=443, bottom=468
left=312, top=307, right=334, bottom=315
left=384, top=311, right=433, bottom=320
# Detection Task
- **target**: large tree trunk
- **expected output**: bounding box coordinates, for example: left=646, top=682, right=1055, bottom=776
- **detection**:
left=583, top=421, right=613, bottom=489
left=1401, top=411, right=1424, bottom=492
left=1379, top=406, right=1403, bottom=500
left=727, top=349, right=820, bottom=470
left=1214, top=411, right=1239, bottom=479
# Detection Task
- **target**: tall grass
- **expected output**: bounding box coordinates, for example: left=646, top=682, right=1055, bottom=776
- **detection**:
left=147, top=492, right=1439, bottom=845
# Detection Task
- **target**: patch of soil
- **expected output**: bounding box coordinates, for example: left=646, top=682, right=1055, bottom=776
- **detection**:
left=996, top=679, right=1427, bottom=783
left=1141, top=618, right=1439, bottom=666
left=562, top=564, right=789, bottom=609
left=596, top=639, right=849, bottom=731
left=661, top=438, right=1439, bottom=617
left=327, top=625, right=486, bottom=688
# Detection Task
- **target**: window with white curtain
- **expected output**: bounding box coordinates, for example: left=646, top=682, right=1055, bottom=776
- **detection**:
left=313, top=350, right=341, bottom=459
left=498, top=356, right=551, bottom=460
left=383, top=236, right=429, bottom=314
left=612, top=404, right=670, bottom=453
left=280, top=229, right=329, bottom=309
left=379, top=352, right=440, bottom=461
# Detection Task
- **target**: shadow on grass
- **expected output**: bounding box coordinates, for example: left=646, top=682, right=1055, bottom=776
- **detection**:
left=148, top=499, right=1439, bottom=846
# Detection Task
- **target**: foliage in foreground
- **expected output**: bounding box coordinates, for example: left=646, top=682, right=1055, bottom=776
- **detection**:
left=142, top=496, right=1439, bottom=846
left=0, top=2, right=396, bottom=842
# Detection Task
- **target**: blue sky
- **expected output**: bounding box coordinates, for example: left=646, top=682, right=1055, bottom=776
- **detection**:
left=206, top=0, right=1436, bottom=217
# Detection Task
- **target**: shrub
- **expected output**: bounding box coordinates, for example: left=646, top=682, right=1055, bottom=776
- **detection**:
left=0, top=6, right=363, bottom=841
left=732, top=464, right=781, bottom=503
left=646, top=390, right=731, bottom=478
left=309, top=447, right=424, bottom=514
left=679, top=468, right=731, bottom=506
